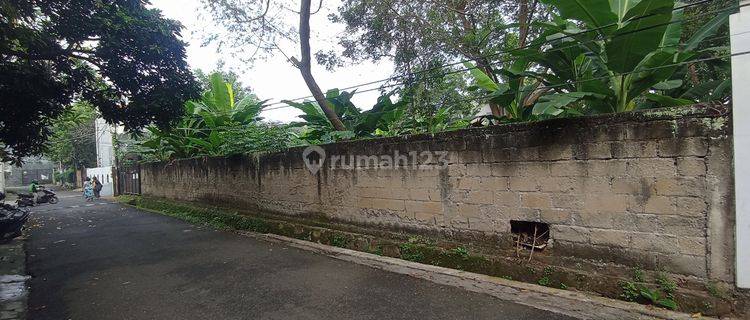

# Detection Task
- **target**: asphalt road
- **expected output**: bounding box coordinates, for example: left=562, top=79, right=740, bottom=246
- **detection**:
left=25, top=192, right=574, bottom=320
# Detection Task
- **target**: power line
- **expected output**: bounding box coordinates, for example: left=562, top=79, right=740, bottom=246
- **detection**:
left=111, top=0, right=739, bottom=136
left=260, top=0, right=725, bottom=109
left=45, top=0, right=736, bottom=150
left=418, top=50, right=745, bottom=112
left=259, top=8, right=737, bottom=114
left=160, top=47, right=744, bottom=134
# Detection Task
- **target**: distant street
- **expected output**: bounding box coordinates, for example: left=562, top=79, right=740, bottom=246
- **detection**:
left=25, top=192, right=573, bottom=320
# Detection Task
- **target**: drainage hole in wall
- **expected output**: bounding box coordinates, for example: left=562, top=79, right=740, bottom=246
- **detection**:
left=511, top=220, right=550, bottom=251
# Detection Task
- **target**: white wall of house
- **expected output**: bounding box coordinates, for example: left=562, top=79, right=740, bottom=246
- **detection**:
left=731, top=0, right=750, bottom=289
left=95, top=118, right=115, bottom=168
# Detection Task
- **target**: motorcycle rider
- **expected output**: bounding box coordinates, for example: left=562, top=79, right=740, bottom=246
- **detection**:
left=29, top=180, right=39, bottom=203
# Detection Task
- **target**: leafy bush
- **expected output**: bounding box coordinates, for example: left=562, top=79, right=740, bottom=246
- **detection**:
left=620, top=269, right=679, bottom=310
left=524, top=0, right=730, bottom=116
left=54, top=168, right=77, bottom=185
left=134, top=73, right=295, bottom=160
left=399, top=242, right=426, bottom=262
left=331, top=235, right=348, bottom=248
left=286, top=89, right=472, bottom=144
left=463, top=0, right=730, bottom=121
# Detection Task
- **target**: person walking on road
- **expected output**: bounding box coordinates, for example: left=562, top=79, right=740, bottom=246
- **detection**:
left=83, top=177, right=94, bottom=202
left=92, top=176, right=103, bottom=198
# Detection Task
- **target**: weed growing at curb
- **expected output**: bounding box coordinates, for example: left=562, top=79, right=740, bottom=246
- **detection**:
left=331, top=235, right=348, bottom=248
left=633, top=266, right=645, bottom=282
left=370, top=246, right=383, bottom=256
left=538, top=266, right=555, bottom=287
left=452, top=247, right=469, bottom=259
left=655, top=272, right=677, bottom=299
left=619, top=268, right=678, bottom=310
left=117, top=195, right=272, bottom=234
left=705, top=282, right=727, bottom=299
left=399, top=242, right=425, bottom=262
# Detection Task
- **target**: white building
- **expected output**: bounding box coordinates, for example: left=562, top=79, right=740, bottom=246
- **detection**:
left=94, top=118, right=115, bottom=167
left=89, top=118, right=117, bottom=196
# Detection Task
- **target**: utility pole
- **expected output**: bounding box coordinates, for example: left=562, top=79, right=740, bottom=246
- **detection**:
left=731, top=0, right=750, bottom=289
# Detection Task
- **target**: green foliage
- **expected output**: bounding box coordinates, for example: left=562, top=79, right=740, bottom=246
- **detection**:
left=54, top=168, right=77, bottom=185
left=331, top=235, right=348, bottom=248
left=655, top=272, right=677, bottom=298
left=286, top=89, right=470, bottom=144
left=537, top=276, right=551, bottom=287
left=538, top=266, right=555, bottom=287
left=705, top=282, right=728, bottom=299
left=329, top=0, right=549, bottom=113
left=620, top=268, right=678, bottom=310
left=621, top=281, right=642, bottom=302
left=392, top=65, right=479, bottom=133
left=45, top=102, right=98, bottom=169
left=399, top=242, right=426, bottom=262
left=332, top=0, right=531, bottom=67
left=370, top=245, right=384, bottom=256
left=452, top=247, right=470, bottom=259
left=464, top=0, right=731, bottom=120
left=399, top=237, right=434, bottom=262
left=121, top=196, right=271, bottom=233
left=640, top=286, right=678, bottom=310
left=194, top=69, right=256, bottom=102
left=135, top=72, right=293, bottom=161
left=634, top=267, right=645, bottom=282
left=377, top=105, right=473, bottom=137
left=0, top=0, right=200, bottom=164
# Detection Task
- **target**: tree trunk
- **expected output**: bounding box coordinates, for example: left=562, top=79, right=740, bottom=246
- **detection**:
left=298, top=0, right=347, bottom=131
left=518, top=0, right=529, bottom=48
left=455, top=1, right=504, bottom=118
left=517, top=0, right=539, bottom=48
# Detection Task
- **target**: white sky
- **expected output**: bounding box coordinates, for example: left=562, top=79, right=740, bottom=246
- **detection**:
left=150, top=0, right=394, bottom=123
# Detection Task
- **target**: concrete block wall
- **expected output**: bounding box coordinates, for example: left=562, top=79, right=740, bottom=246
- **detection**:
left=142, top=105, right=734, bottom=284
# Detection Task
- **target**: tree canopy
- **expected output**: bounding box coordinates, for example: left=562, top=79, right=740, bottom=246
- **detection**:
left=45, top=102, right=98, bottom=169
left=329, top=0, right=549, bottom=117
left=0, top=0, right=200, bottom=164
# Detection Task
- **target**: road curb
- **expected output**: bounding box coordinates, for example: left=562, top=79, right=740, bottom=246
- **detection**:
left=243, top=232, right=715, bottom=320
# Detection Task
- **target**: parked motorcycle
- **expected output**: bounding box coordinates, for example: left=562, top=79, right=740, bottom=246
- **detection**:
left=16, top=185, right=59, bottom=207
left=0, top=192, right=30, bottom=242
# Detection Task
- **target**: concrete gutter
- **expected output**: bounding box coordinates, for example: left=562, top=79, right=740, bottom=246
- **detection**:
left=243, top=232, right=718, bottom=320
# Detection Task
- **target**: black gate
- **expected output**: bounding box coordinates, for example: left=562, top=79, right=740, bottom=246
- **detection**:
left=116, top=164, right=141, bottom=195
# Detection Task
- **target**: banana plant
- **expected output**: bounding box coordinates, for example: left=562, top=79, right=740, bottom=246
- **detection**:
left=285, top=89, right=408, bottom=144
left=138, top=72, right=270, bottom=160
left=519, top=0, right=730, bottom=116
left=190, top=73, right=266, bottom=128
left=464, top=59, right=587, bottom=121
